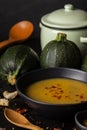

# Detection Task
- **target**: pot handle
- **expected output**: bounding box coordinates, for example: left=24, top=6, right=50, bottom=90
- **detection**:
left=80, top=37, right=87, bottom=43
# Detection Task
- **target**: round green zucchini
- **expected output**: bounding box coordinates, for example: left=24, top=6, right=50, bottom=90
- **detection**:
left=0, top=45, right=39, bottom=85
left=40, top=33, right=82, bottom=69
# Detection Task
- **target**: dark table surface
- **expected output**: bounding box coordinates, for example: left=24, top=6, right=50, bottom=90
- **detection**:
left=0, top=0, right=87, bottom=129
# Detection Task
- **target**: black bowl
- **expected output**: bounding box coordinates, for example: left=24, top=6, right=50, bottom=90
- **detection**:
left=75, top=110, right=87, bottom=130
left=16, top=67, right=87, bottom=120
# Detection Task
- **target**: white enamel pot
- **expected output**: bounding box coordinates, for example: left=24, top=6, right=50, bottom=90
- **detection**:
left=40, top=4, right=87, bottom=57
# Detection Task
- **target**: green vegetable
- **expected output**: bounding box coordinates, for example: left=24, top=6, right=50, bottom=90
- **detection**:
left=40, top=33, right=82, bottom=69
left=82, top=56, right=87, bottom=72
left=0, top=45, right=39, bottom=85
left=83, top=119, right=87, bottom=127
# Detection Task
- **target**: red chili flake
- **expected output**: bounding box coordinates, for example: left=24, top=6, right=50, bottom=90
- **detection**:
left=51, top=85, right=57, bottom=88
left=59, top=90, right=63, bottom=93
left=75, top=94, right=79, bottom=96
left=57, top=95, right=62, bottom=99
left=80, top=95, right=83, bottom=99
left=16, top=108, right=28, bottom=114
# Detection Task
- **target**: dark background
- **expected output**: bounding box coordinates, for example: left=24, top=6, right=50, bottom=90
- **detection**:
left=0, top=1, right=87, bottom=129
left=0, top=0, right=87, bottom=40
left=0, top=0, right=86, bottom=55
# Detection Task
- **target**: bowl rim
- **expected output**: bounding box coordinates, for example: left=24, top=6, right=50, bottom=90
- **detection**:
left=75, top=110, right=87, bottom=129
left=16, top=67, right=87, bottom=106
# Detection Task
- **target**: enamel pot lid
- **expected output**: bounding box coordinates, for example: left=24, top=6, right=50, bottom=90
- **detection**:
left=41, top=4, right=87, bottom=29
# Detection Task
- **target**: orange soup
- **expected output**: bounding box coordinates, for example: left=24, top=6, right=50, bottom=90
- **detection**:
left=25, top=78, right=87, bottom=104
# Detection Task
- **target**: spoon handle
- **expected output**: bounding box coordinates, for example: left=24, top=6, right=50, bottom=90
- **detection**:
left=0, top=39, right=14, bottom=49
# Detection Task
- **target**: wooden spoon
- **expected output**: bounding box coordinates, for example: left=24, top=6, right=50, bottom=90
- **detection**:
left=0, top=20, right=34, bottom=49
left=4, top=108, right=43, bottom=130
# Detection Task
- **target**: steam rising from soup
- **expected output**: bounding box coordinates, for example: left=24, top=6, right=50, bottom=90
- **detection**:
left=25, top=78, right=87, bottom=104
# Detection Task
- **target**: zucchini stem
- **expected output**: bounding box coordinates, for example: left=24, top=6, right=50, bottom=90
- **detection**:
left=7, top=74, right=16, bottom=86
left=56, top=33, right=67, bottom=42
left=7, top=58, right=26, bottom=85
